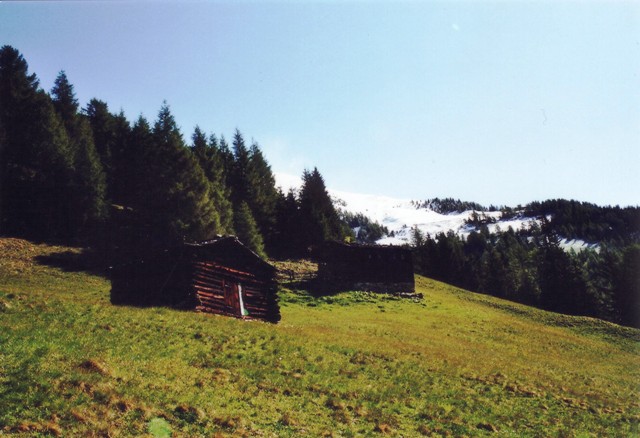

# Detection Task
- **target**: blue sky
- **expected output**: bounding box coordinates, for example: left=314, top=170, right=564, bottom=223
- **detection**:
left=1, top=1, right=638, bottom=206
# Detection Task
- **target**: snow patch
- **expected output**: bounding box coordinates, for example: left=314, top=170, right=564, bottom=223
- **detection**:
left=274, top=172, right=595, bottom=252
left=559, top=239, right=600, bottom=253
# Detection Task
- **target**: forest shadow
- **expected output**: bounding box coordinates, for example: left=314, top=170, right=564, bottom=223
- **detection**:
left=35, top=249, right=111, bottom=279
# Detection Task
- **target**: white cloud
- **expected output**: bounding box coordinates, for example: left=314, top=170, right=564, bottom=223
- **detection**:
left=451, top=23, right=460, bottom=32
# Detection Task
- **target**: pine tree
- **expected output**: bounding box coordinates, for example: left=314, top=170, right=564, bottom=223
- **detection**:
left=108, top=110, right=133, bottom=205
left=230, top=128, right=251, bottom=206
left=51, top=71, right=78, bottom=133
left=613, top=244, right=640, bottom=328
left=134, top=103, right=221, bottom=248
left=218, top=134, right=234, bottom=185
left=246, top=141, right=279, bottom=246
left=0, top=46, right=75, bottom=239
left=234, top=201, right=266, bottom=258
left=211, top=134, right=235, bottom=234
left=298, top=167, right=346, bottom=248
left=272, top=188, right=304, bottom=257
left=122, top=115, right=153, bottom=209
left=84, top=99, right=116, bottom=189
left=71, top=119, right=108, bottom=233
left=190, top=127, right=234, bottom=234
left=50, top=71, right=107, bottom=240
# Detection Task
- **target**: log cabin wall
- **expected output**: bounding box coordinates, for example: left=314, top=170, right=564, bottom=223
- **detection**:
left=315, top=241, right=415, bottom=293
left=192, top=261, right=280, bottom=323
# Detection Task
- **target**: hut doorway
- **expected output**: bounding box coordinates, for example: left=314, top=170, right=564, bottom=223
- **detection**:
left=222, top=280, right=248, bottom=317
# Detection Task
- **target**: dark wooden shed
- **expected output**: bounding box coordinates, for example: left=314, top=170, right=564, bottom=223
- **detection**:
left=110, top=237, right=280, bottom=323
left=313, top=241, right=415, bottom=294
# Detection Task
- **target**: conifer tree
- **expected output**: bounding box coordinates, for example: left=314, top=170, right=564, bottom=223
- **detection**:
left=50, top=71, right=107, bottom=239
left=211, top=134, right=235, bottom=234
left=84, top=99, right=115, bottom=188
left=246, top=141, right=279, bottom=245
left=614, top=244, right=640, bottom=328
left=191, top=127, right=234, bottom=234
left=51, top=71, right=78, bottom=133
left=298, top=167, right=346, bottom=248
left=234, top=201, right=266, bottom=258
left=218, top=134, right=234, bottom=184
left=230, top=128, right=251, bottom=206
left=0, top=46, right=75, bottom=239
left=272, top=188, right=304, bottom=257
left=108, top=110, right=133, bottom=204
left=134, top=103, right=221, bottom=248
left=123, top=115, right=153, bottom=210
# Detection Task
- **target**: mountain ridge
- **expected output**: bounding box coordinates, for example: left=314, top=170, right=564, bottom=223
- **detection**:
left=274, top=172, right=619, bottom=251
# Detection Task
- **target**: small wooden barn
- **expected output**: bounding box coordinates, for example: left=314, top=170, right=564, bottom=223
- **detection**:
left=110, top=237, right=280, bottom=323
left=313, top=241, right=415, bottom=294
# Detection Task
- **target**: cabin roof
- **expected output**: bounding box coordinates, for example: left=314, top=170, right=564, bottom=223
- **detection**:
left=184, top=236, right=276, bottom=276
left=312, top=240, right=412, bottom=261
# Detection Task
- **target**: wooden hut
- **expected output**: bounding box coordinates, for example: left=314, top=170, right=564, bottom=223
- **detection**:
left=110, top=237, right=280, bottom=323
left=313, top=241, right=414, bottom=294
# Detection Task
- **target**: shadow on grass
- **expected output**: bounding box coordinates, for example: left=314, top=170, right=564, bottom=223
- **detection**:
left=35, top=249, right=111, bottom=279
left=278, top=277, right=341, bottom=298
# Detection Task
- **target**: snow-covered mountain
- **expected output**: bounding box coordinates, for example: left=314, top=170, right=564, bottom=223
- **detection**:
left=274, top=172, right=597, bottom=252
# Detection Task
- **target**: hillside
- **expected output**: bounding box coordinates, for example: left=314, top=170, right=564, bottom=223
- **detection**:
left=1, top=238, right=639, bottom=436
left=275, top=172, right=635, bottom=251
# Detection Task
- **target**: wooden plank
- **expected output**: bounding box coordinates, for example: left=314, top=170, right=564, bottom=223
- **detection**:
left=195, top=262, right=257, bottom=279
left=196, top=292, right=224, bottom=302
left=196, top=292, right=225, bottom=302
left=192, top=272, right=225, bottom=283
left=196, top=306, right=237, bottom=317
left=197, top=301, right=228, bottom=312
left=193, top=284, right=222, bottom=294
left=193, top=283, right=223, bottom=294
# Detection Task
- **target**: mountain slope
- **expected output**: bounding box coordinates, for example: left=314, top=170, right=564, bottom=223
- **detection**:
left=1, top=238, right=638, bottom=436
left=275, top=172, right=600, bottom=251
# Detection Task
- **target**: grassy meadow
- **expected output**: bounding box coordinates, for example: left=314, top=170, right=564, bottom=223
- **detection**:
left=0, top=238, right=638, bottom=437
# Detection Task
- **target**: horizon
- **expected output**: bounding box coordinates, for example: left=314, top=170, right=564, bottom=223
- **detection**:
left=2, top=1, right=638, bottom=207
left=273, top=171, right=640, bottom=209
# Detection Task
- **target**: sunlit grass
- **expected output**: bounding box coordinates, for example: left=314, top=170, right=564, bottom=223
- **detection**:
left=1, top=239, right=638, bottom=436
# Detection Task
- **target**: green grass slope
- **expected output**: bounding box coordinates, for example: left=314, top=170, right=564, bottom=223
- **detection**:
left=0, top=238, right=638, bottom=437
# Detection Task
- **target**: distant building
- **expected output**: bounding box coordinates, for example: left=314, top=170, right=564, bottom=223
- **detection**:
left=313, top=241, right=414, bottom=294
left=110, top=237, right=280, bottom=323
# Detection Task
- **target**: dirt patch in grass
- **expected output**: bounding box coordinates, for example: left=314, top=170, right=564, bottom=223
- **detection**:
left=79, top=359, right=110, bottom=376
left=272, top=259, right=318, bottom=282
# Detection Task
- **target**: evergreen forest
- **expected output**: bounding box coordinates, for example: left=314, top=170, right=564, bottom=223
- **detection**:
left=0, top=46, right=350, bottom=261
left=411, top=222, right=639, bottom=328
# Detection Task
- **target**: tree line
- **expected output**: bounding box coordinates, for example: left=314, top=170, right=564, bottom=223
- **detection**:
left=411, top=222, right=639, bottom=328
left=521, top=199, right=640, bottom=244
left=412, top=197, right=640, bottom=246
left=0, top=46, right=350, bottom=260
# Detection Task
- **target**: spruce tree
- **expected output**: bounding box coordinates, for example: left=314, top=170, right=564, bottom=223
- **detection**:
left=108, top=110, right=133, bottom=205
left=230, top=128, right=251, bottom=206
left=135, top=103, right=221, bottom=248
left=190, top=127, right=234, bottom=234
left=50, top=71, right=107, bottom=240
left=273, top=188, right=304, bottom=257
left=218, top=134, right=234, bottom=185
left=122, top=115, right=153, bottom=210
left=247, top=141, right=279, bottom=247
left=51, top=71, right=78, bottom=133
left=234, top=201, right=266, bottom=258
left=0, top=46, right=75, bottom=239
left=614, top=244, right=640, bottom=327
left=298, top=167, right=346, bottom=249
left=84, top=99, right=116, bottom=191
